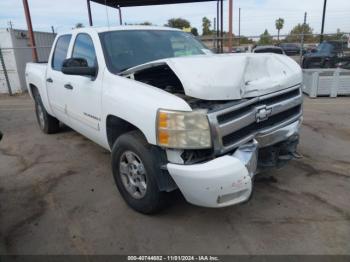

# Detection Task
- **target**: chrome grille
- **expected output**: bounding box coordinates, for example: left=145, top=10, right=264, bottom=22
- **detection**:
left=207, top=85, right=303, bottom=154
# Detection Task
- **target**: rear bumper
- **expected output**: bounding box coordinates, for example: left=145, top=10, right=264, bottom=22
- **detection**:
left=167, top=119, right=301, bottom=208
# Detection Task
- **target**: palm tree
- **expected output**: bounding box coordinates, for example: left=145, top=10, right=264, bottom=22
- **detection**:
left=275, top=18, right=284, bottom=41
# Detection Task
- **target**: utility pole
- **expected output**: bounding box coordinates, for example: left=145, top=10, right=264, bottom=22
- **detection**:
left=216, top=0, right=220, bottom=52
left=51, top=26, right=55, bottom=34
left=87, top=0, right=93, bottom=26
left=238, top=8, right=241, bottom=46
left=8, top=21, right=13, bottom=29
left=300, top=12, right=307, bottom=64
left=228, top=0, right=233, bottom=52
left=213, top=17, right=217, bottom=50
left=320, top=0, right=327, bottom=43
left=22, top=0, right=38, bottom=62
left=220, top=0, right=223, bottom=53
left=117, top=5, right=123, bottom=25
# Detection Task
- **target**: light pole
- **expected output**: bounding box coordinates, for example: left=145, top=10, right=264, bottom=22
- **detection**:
left=238, top=8, right=241, bottom=46
left=228, top=0, right=233, bottom=52
left=320, top=0, right=327, bottom=43
left=22, top=0, right=38, bottom=62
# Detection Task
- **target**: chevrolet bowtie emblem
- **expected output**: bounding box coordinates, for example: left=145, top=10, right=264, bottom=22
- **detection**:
left=256, top=106, right=272, bottom=122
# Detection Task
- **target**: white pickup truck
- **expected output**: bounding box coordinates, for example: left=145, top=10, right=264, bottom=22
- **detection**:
left=25, top=26, right=303, bottom=214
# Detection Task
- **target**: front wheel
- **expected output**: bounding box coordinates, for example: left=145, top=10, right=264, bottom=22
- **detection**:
left=111, top=131, right=167, bottom=214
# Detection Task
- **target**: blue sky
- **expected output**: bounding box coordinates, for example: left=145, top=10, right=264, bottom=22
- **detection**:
left=0, top=0, right=349, bottom=36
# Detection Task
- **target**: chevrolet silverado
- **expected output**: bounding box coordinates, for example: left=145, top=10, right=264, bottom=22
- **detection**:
left=25, top=26, right=303, bottom=214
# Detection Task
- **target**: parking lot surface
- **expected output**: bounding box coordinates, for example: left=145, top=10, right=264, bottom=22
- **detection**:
left=0, top=94, right=349, bottom=255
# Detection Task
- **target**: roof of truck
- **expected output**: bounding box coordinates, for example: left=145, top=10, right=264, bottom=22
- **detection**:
left=61, top=25, right=181, bottom=35
left=91, top=0, right=217, bottom=8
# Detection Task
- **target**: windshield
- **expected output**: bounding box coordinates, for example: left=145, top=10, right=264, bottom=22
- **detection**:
left=316, top=43, right=334, bottom=53
left=255, top=48, right=283, bottom=54
left=99, top=30, right=208, bottom=73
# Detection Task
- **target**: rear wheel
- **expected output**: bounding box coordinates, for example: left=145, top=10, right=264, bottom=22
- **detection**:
left=34, top=92, right=59, bottom=134
left=111, top=131, right=167, bottom=214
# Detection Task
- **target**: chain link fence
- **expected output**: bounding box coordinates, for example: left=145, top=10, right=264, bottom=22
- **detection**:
left=0, top=28, right=55, bottom=95
left=0, top=46, right=52, bottom=95
left=199, top=32, right=349, bottom=55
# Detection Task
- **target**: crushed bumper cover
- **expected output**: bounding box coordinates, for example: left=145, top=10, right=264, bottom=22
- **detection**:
left=167, top=140, right=258, bottom=208
left=167, top=119, right=301, bottom=208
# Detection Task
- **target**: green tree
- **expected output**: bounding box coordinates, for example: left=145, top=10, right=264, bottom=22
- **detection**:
left=324, top=28, right=346, bottom=41
left=258, top=29, right=273, bottom=45
left=165, top=18, right=190, bottom=29
left=126, top=21, right=153, bottom=26
left=285, top=23, right=314, bottom=43
left=75, top=23, right=84, bottom=28
left=202, top=17, right=212, bottom=35
left=275, top=18, right=284, bottom=41
left=238, top=36, right=255, bottom=45
left=191, top=27, right=199, bottom=36
left=139, top=21, right=152, bottom=25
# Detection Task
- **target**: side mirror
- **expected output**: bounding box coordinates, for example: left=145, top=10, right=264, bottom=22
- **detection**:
left=62, top=58, right=97, bottom=77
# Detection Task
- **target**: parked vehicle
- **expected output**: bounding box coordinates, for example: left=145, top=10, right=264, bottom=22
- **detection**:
left=253, top=45, right=285, bottom=55
left=232, top=47, right=244, bottom=53
left=302, top=41, right=350, bottom=69
left=278, top=43, right=300, bottom=56
left=336, top=60, right=350, bottom=70
left=25, top=26, right=303, bottom=214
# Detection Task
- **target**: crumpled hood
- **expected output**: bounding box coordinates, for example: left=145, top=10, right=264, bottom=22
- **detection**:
left=122, top=53, right=302, bottom=100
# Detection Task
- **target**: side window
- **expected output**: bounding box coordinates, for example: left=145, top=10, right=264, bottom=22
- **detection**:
left=72, top=34, right=97, bottom=67
left=51, top=34, right=72, bottom=71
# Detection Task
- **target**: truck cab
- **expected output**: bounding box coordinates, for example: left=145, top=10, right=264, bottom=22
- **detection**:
left=302, top=40, right=350, bottom=68
left=25, top=26, right=303, bottom=214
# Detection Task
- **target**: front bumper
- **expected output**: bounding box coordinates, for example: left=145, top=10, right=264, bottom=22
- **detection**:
left=167, top=119, right=301, bottom=208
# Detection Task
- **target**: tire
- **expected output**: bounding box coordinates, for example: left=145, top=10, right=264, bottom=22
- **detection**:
left=111, top=131, right=167, bottom=214
left=34, top=92, right=60, bottom=134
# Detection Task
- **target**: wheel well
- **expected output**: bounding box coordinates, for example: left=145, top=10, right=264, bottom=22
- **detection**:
left=29, top=84, right=38, bottom=98
left=106, top=115, right=142, bottom=149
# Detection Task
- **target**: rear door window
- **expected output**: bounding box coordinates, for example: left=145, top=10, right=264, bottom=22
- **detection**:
left=51, top=34, right=72, bottom=71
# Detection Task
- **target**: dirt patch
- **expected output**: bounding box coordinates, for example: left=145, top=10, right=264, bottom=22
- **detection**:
left=2, top=170, right=77, bottom=253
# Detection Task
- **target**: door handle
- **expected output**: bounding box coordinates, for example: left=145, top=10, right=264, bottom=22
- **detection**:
left=64, top=84, right=73, bottom=90
left=46, top=78, right=53, bottom=83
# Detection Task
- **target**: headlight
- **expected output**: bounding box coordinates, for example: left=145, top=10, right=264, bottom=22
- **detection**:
left=156, top=109, right=211, bottom=149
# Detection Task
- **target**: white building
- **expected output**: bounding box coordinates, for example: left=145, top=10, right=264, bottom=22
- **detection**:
left=0, top=28, right=56, bottom=94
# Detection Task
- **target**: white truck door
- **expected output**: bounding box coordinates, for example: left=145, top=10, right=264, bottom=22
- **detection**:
left=64, top=33, right=102, bottom=143
left=46, top=34, right=72, bottom=125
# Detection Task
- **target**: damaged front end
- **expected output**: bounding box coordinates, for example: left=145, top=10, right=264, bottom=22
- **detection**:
left=168, top=83, right=302, bottom=207
left=164, top=84, right=302, bottom=207
left=120, top=54, right=303, bottom=208
left=120, top=53, right=302, bottom=101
